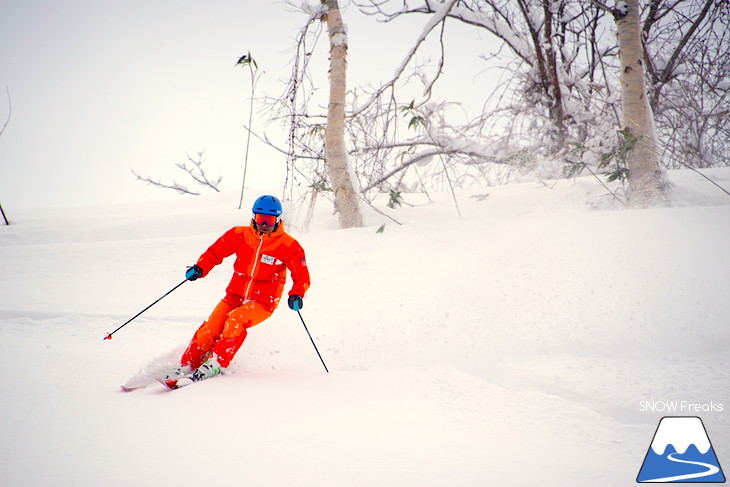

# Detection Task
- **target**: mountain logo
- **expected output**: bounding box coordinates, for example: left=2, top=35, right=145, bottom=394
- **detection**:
left=637, top=416, right=726, bottom=483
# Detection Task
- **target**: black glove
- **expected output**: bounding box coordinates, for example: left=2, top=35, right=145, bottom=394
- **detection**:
left=185, top=265, right=203, bottom=281
left=288, top=294, right=303, bottom=311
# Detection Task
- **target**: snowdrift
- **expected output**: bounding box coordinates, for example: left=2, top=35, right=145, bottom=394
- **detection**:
left=1, top=169, right=729, bottom=486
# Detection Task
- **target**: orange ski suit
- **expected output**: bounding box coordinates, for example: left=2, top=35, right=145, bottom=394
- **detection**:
left=181, top=222, right=310, bottom=369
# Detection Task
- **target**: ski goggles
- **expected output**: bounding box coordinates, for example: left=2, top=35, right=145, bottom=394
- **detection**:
left=253, top=213, right=279, bottom=226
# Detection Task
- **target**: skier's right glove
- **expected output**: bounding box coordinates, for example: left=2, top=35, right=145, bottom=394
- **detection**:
left=185, top=265, right=203, bottom=281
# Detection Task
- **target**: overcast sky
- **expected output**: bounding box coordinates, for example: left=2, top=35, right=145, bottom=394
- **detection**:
left=1, top=0, right=495, bottom=210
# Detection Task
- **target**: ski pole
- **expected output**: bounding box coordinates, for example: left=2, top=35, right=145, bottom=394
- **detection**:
left=103, top=279, right=188, bottom=340
left=296, top=310, right=329, bottom=373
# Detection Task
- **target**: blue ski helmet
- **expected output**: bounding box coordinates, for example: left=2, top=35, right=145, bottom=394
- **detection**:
left=252, top=195, right=283, bottom=217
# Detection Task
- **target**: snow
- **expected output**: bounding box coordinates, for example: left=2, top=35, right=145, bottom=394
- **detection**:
left=1, top=168, right=730, bottom=486
left=331, top=32, right=348, bottom=47
left=651, top=417, right=711, bottom=455
left=297, top=1, right=327, bottom=21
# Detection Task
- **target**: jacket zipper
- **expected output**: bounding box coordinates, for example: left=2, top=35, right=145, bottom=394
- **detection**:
left=243, top=233, right=265, bottom=300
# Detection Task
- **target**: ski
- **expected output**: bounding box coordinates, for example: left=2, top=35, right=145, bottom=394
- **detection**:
left=157, top=374, right=207, bottom=390
left=120, top=378, right=157, bottom=392
left=156, top=369, right=220, bottom=390
left=121, top=366, right=189, bottom=392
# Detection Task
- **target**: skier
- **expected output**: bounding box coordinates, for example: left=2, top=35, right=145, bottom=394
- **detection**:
left=167, top=195, right=310, bottom=386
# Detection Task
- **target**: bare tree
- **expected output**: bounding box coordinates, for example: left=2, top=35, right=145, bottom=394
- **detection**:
left=1, top=87, right=11, bottom=225
left=354, top=0, right=625, bottom=186
left=269, top=0, right=547, bottom=217
left=0, top=204, right=8, bottom=226
left=0, top=87, right=10, bottom=140
left=356, top=0, right=728, bottom=186
left=614, top=0, right=668, bottom=206
left=235, top=52, right=260, bottom=210
left=265, top=1, right=364, bottom=228
left=346, top=0, right=514, bottom=199
left=268, top=2, right=330, bottom=216
left=642, top=0, right=730, bottom=169
left=323, top=0, right=363, bottom=228
left=356, top=0, right=617, bottom=153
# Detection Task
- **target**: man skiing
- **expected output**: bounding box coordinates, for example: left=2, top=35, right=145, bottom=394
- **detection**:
left=165, top=195, right=310, bottom=388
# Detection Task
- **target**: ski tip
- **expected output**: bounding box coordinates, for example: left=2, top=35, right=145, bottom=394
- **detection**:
left=156, top=377, right=179, bottom=390
left=120, top=385, right=143, bottom=392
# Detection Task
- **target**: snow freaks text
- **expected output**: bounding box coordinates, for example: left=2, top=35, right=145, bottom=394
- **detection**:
left=639, top=401, right=724, bottom=413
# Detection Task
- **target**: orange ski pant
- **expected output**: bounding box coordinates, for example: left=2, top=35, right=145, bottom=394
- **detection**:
left=181, top=297, right=272, bottom=369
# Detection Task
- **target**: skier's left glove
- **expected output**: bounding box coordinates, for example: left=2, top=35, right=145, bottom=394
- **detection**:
left=185, top=265, right=203, bottom=281
left=288, top=294, right=303, bottom=311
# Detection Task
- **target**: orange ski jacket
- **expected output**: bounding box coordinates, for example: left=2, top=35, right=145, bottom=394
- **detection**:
left=195, top=223, right=310, bottom=313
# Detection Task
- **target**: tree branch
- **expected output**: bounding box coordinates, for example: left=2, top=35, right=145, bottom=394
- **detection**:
left=0, top=87, right=11, bottom=139
left=659, top=0, right=714, bottom=84
left=132, top=171, right=200, bottom=195
left=352, top=0, right=460, bottom=116
left=132, top=151, right=221, bottom=195
left=361, top=146, right=505, bottom=193
left=175, top=151, right=221, bottom=192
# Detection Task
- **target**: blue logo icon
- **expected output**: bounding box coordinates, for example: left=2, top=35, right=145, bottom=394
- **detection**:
left=637, top=416, right=725, bottom=483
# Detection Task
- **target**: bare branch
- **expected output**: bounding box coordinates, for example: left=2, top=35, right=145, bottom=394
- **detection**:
left=421, top=20, right=448, bottom=101
left=242, top=123, right=324, bottom=160
left=132, top=171, right=200, bottom=195
left=0, top=203, right=9, bottom=225
left=175, top=151, right=221, bottom=192
left=658, top=0, right=714, bottom=84
left=132, top=151, right=221, bottom=196
left=352, top=0, right=460, bottom=116
left=0, top=87, right=11, bottom=139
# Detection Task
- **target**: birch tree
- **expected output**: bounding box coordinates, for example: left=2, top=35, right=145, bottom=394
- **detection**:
left=323, top=0, right=363, bottom=228
left=356, top=0, right=728, bottom=187
left=614, top=0, right=668, bottom=206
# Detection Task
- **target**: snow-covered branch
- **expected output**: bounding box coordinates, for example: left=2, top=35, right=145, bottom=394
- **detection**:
left=133, top=151, right=221, bottom=196
left=352, top=0, right=460, bottom=115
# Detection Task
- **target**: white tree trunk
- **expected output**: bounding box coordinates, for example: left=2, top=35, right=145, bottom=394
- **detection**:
left=323, top=0, right=363, bottom=228
left=616, top=0, right=668, bottom=207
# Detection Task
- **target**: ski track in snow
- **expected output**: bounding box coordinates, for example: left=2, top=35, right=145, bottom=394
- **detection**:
left=642, top=453, right=720, bottom=483
left=1, top=169, right=729, bottom=486
left=642, top=453, right=720, bottom=482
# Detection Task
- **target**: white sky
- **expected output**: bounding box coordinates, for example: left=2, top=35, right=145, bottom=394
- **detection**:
left=0, top=0, right=498, bottom=209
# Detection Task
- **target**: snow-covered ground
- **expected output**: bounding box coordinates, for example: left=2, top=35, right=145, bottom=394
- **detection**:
left=1, top=169, right=729, bottom=486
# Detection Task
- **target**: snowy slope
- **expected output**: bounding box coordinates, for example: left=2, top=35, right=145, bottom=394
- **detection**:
left=1, top=169, right=729, bottom=486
